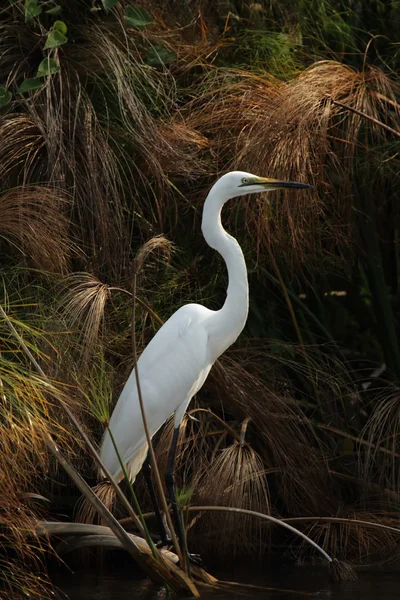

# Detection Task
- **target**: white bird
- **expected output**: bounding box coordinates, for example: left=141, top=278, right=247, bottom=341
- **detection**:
left=100, top=171, right=311, bottom=547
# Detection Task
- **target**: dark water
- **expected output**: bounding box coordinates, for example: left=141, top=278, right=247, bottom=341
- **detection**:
left=53, top=562, right=400, bottom=600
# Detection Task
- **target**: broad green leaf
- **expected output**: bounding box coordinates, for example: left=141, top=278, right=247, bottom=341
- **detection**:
left=25, top=0, right=42, bottom=21
left=146, top=45, right=176, bottom=67
left=52, top=20, right=67, bottom=35
left=44, top=23, right=68, bottom=49
left=36, top=58, right=60, bottom=77
left=46, top=5, right=62, bottom=14
left=44, top=30, right=67, bottom=49
left=124, top=5, right=153, bottom=29
left=17, top=78, right=43, bottom=94
left=0, top=87, right=12, bottom=107
left=102, top=0, right=119, bottom=9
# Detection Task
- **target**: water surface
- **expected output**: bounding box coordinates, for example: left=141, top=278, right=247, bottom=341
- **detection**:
left=53, top=562, right=399, bottom=599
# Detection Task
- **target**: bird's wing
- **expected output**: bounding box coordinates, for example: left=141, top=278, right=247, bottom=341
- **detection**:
left=137, top=303, right=212, bottom=373
left=100, top=303, right=214, bottom=481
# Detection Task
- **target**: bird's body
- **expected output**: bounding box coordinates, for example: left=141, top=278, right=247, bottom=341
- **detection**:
left=101, top=303, right=215, bottom=481
left=99, top=172, right=310, bottom=542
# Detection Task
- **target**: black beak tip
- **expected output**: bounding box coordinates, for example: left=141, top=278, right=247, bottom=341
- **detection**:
left=291, top=182, right=313, bottom=190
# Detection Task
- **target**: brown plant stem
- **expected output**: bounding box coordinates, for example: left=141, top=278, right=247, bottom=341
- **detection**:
left=34, top=521, right=201, bottom=592
left=43, top=438, right=162, bottom=578
left=283, top=516, right=400, bottom=536
left=188, top=407, right=243, bottom=443
left=186, top=505, right=333, bottom=563
left=326, top=95, right=400, bottom=138
left=131, top=266, right=185, bottom=568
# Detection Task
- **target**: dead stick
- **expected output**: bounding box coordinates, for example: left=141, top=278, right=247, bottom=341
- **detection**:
left=131, top=265, right=185, bottom=569
left=326, top=95, right=400, bottom=138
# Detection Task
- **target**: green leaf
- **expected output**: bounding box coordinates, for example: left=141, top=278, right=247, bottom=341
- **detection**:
left=25, top=0, right=42, bottom=21
left=146, top=44, right=176, bottom=67
left=46, top=5, right=62, bottom=14
left=52, top=20, right=67, bottom=35
left=44, top=22, right=68, bottom=49
left=124, top=5, right=153, bottom=29
left=0, top=87, right=12, bottom=107
left=17, top=78, right=43, bottom=94
left=44, top=30, right=67, bottom=49
left=102, top=0, right=119, bottom=9
left=36, top=58, right=60, bottom=77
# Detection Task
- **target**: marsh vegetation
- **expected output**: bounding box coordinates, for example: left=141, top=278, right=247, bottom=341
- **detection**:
left=1, top=0, right=400, bottom=597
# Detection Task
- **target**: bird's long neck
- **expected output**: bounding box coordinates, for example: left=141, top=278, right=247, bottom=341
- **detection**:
left=201, top=186, right=249, bottom=354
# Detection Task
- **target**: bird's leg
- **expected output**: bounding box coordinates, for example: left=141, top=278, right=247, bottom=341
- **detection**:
left=142, top=451, right=170, bottom=546
left=165, top=427, right=203, bottom=568
left=165, top=426, right=187, bottom=553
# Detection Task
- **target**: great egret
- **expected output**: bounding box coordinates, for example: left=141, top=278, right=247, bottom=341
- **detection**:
left=100, top=171, right=311, bottom=550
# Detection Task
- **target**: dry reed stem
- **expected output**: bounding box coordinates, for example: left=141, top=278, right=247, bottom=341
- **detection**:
left=326, top=95, right=400, bottom=138
left=131, top=267, right=185, bottom=569
left=187, top=505, right=333, bottom=564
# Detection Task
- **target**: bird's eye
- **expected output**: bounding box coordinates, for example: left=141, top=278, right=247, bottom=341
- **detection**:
left=241, top=177, right=248, bottom=184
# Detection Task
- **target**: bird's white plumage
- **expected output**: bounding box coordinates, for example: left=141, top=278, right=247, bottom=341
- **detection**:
left=101, top=304, right=214, bottom=481
left=99, top=171, right=310, bottom=485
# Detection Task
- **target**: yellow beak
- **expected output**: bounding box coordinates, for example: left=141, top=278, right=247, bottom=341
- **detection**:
left=239, top=176, right=312, bottom=190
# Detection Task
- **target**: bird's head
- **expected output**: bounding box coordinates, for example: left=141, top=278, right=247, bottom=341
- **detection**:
left=216, top=170, right=312, bottom=199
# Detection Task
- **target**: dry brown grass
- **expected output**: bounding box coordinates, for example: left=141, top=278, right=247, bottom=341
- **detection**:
left=362, top=389, right=400, bottom=496
left=295, top=510, right=400, bottom=564
left=58, top=273, right=110, bottom=366
left=0, top=186, right=72, bottom=273
left=187, top=61, right=400, bottom=269
left=208, top=356, right=337, bottom=516
left=192, top=441, right=271, bottom=556
left=0, top=344, right=72, bottom=598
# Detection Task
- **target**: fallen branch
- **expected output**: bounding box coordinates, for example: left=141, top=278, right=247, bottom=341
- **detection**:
left=35, top=521, right=178, bottom=563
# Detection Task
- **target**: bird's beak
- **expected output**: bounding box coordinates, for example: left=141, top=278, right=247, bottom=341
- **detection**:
left=257, top=177, right=312, bottom=190
left=239, top=176, right=312, bottom=190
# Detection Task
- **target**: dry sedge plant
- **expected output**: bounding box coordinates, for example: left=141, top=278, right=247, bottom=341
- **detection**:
left=151, top=408, right=230, bottom=496
left=59, top=272, right=110, bottom=366
left=187, top=60, right=400, bottom=269
left=362, top=389, right=400, bottom=496
left=0, top=114, right=47, bottom=184
left=193, top=439, right=271, bottom=556
left=58, top=236, right=173, bottom=368
left=209, top=356, right=336, bottom=516
left=0, top=186, right=72, bottom=274
left=295, top=510, right=400, bottom=564
left=72, top=23, right=208, bottom=232
left=0, top=346, right=71, bottom=598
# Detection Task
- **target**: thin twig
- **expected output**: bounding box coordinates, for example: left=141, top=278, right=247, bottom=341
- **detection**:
left=189, top=408, right=242, bottom=443
left=284, top=516, right=400, bottom=536
left=326, top=95, right=400, bottom=138
left=186, top=505, right=333, bottom=564
left=131, top=265, right=185, bottom=568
